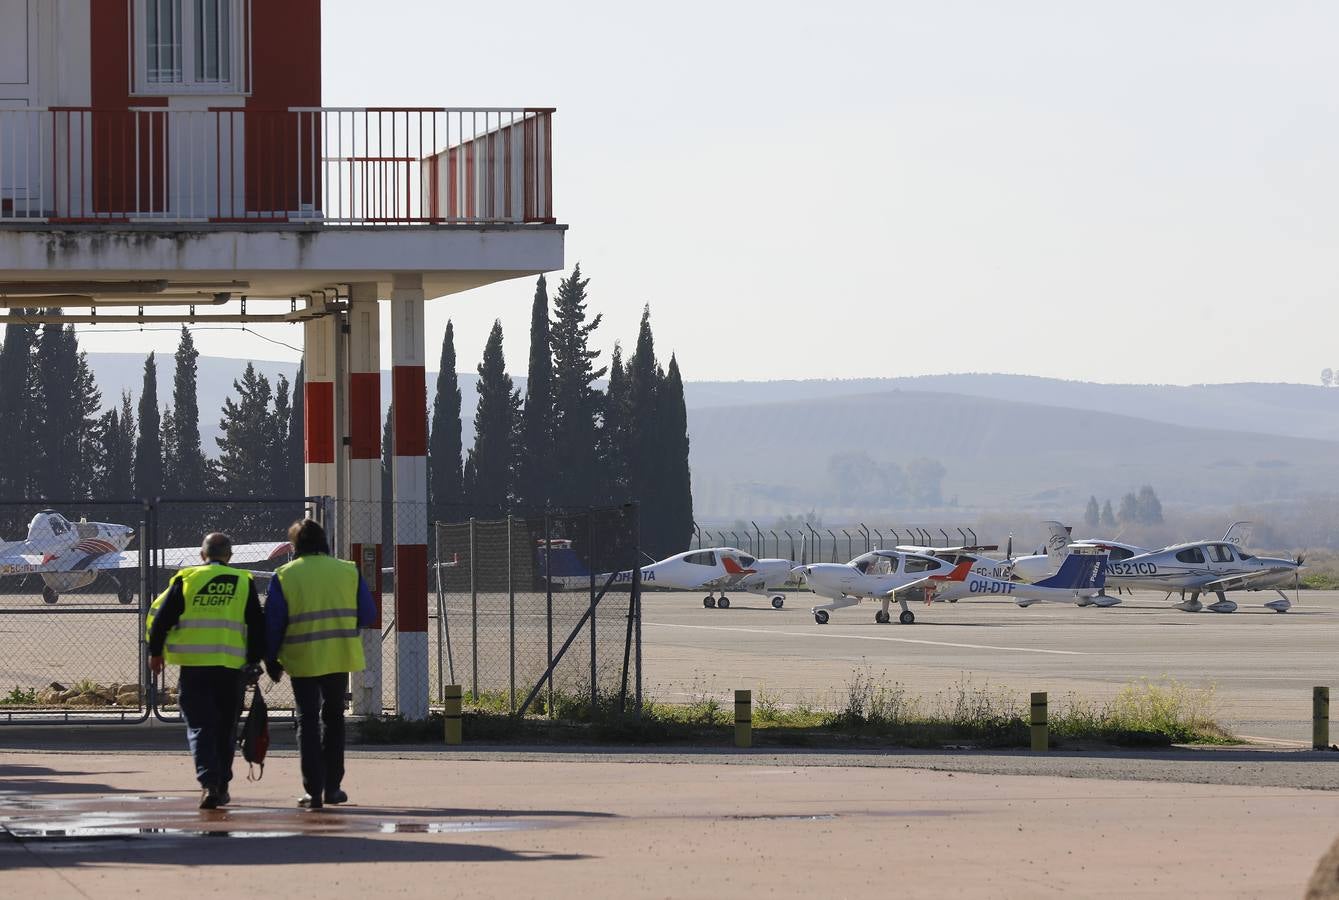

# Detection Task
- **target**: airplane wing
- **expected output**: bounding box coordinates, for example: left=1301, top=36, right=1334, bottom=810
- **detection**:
left=1201, top=568, right=1294, bottom=593
left=883, top=575, right=936, bottom=598
left=84, top=542, right=292, bottom=572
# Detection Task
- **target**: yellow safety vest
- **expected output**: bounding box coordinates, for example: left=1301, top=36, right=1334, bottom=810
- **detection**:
left=275, top=554, right=365, bottom=678
left=145, top=564, right=252, bottom=669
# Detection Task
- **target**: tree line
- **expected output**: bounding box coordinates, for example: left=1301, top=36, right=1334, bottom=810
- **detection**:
left=421, top=266, right=694, bottom=559
left=0, top=265, right=695, bottom=559
left=1083, top=485, right=1163, bottom=529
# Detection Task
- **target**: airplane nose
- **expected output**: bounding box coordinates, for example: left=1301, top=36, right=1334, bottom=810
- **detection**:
left=789, top=565, right=810, bottom=582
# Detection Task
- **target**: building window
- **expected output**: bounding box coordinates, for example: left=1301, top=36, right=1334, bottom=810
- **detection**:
left=145, top=0, right=183, bottom=84
left=134, top=0, right=247, bottom=93
left=195, top=0, right=231, bottom=83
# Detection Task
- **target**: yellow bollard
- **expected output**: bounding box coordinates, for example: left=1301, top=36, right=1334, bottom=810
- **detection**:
left=1030, top=691, right=1048, bottom=752
left=444, top=684, right=463, bottom=746
left=734, top=689, right=752, bottom=749
left=1314, top=686, right=1330, bottom=750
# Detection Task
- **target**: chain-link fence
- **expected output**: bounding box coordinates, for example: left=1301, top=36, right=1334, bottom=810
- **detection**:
left=0, top=500, right=151, bottom=721
left=433, top=505, right=643, bottom=717
left=0, top=497, right=322, bottom=723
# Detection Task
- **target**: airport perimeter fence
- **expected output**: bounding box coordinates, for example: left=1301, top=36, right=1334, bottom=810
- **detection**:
left=0, top=496, right=322, bottom=724
left=431, top=504, right=643, bottom=719
left=693, top=522, right=989, bottom=564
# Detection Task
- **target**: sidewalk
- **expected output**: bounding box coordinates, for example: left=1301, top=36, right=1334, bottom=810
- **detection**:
left=2, top=749, right=1336, bottom=898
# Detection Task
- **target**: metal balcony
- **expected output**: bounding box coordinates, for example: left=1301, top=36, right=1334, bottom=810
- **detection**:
left=0, top=107, right=554, bottom=226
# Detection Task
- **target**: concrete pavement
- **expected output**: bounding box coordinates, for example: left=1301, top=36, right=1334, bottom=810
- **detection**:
left=3, top=748, right=1338, bottom=898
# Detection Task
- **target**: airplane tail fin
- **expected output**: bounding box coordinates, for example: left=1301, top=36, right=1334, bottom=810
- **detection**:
left=1035, top=549, right=1107, bottom=590
left=1222, top=521, right=1254, bottom=548
left=931, top=560, right=973, bottom=583
left=1042, top=521, right=1072, bottom=561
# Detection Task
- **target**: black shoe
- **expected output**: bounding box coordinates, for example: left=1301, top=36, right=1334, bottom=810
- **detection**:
left=298, top=793, right=324, bottom=809
left=217, top=787, right=231, bottom=807
left=199, top=787, right=221, bottom=810
left=324, top=789, right=348, bottom=805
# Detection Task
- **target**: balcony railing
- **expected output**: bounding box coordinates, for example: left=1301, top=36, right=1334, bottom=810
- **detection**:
left=0, top=107, right=554, bottom=226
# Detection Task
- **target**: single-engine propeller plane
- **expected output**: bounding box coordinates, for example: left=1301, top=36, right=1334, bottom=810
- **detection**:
left=0, top=511, right=291, bottom=605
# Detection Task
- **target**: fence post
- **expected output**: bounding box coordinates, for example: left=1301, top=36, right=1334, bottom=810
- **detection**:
left=545, top=512, right=554, bottom=718
left=1030, top=691, right=1048, bottom=751
left=469, top=517, right=478, bottom=701
left=588, top=512, right=597, bottom=716
left=1315, top=686, right=1330, bottom=749
left=735, top=689, right=752, bottom=748
left=444, top=684, right=462, bottom=745
left=508, top=515, right=515, bottom=713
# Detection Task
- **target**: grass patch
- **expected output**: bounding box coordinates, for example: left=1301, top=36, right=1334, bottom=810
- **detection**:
left=0, top=686, right=37, bottom=706
left=355, top=674, right=1233, bottom=749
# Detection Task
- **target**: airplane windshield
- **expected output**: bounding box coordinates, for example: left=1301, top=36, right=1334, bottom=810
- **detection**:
left=683, top=551, right=716, bottom=566
left=739, top=555, right=756, bottom=567
left=903, top=556, right=935, bottom=573
left=1237, top=549, right=1253, bottom=560
left=48, top=516, right=70, bottom=536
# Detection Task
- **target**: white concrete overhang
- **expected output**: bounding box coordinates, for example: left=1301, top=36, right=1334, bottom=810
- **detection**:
left=0, top=223, right=566, bottom=300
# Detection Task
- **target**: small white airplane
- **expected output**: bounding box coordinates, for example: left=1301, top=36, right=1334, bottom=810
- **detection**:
left=541, top=543, right=796, bottom=609
left=794, top=548, right=1109, bottom=624
left=0, top=511, right=291, bottom=604
left=1102, top=532, right=1302, bottom=614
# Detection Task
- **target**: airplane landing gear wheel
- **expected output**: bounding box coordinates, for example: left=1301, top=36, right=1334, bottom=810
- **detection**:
left=704, top=596, right=716, bottom=608
left=116, top=581, right=134, bottom=605
left=771, top=596, right=784, bottom=609
left=875, top=610, right=890, bottom=624
left=814, top=610, right=829, bottom=625
left=899, top=610, right=915, bottom=625
left=717, top=596, right=730, bottom=609
left=41, top=586, right=58, bottom=605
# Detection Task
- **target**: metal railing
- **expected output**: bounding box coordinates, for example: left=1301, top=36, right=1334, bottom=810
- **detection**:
left=0, top=107, right=554, bottom=226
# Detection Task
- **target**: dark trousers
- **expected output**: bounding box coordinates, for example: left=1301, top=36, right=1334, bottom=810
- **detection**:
left=178, top=666, right=245, bottom=789
left=292, top=672, right=349, bottom=797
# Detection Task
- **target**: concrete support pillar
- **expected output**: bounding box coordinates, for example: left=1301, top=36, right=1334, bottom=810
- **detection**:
left=347, top=283, right=383, bottom=716
left=390, top=273, right=429, bottom=720
left=302, top=315, right=338, bottom=501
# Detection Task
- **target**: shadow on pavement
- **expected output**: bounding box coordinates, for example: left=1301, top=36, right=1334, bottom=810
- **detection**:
left=0, top=764, right=144, bottom=795
left=0, top=834, right=591, bottom=868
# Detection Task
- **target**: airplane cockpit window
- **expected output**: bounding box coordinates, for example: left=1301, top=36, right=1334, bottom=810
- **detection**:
left=1108, top=547, right=1135, bottom=561
left=854, top=559, right=873, bottom=574
left=739, top=555, right=756, bottom=567
left=903, top=556, right=935, bottom=573
left=683, top=551, right=716, bottom=566
left=1208, top=544, right=1234, bottom=563
left=1237, top=549, right=1254, bottom=560
left=874, top=556, right=896, bottom=576
left=1174, top=547, right=1206, bottom=564
left=48, top=516, right=70, bottom=536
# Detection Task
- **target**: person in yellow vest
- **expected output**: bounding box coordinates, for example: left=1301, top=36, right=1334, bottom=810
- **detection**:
left=264, top=518, right=376, bottom=810
left=147, top=532, right=264, bottom=810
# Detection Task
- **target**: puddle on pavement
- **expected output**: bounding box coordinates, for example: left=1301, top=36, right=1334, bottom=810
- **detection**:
left=10, top=827, right=301, bottom=841
left=378, top=821, right=536, bottom=835
left=727, top=814, right=839, bottom=822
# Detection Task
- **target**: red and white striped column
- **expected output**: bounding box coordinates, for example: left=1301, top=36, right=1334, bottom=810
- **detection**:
left=303, top=316, right=338, bottom=502
left=390, top=273, right=429, bottom=720
left=346, top=283, right=382, bottom=716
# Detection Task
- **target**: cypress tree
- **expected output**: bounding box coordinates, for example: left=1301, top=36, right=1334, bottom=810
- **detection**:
left=600, top=344, right=630, bottom=504
left=549, top=265, right=606, bottom=508
left=428, top=321, right=463, bottom=522
left=463, top=320, right=521, bottom=516
left=134, top=354, right=163, bottom=501
left=216, top=363, right=274, bottom=495
left=167, top=326, right=208, bottom=497
left=0, top=315, right=37, bottom=511
left=69, top=337, right=103, bottom=501
left=160, top=406, right=179, bottom=498
left=1084, top=496, right=1100, bottom=528
left=96, top=392, right=136, bottom=499
left=271, top=373, right=293, bottom=496
left=1100, top=499, right=1117, bottom=527
left=516, top=277, right=553, bottom=510
left=625, top=306, right=660, bottom=526
left=658, top=355, right=694, bottom=558
left=30, top=322, right=80, bottom=499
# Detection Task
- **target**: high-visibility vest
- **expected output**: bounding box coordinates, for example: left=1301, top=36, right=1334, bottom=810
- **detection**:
left=275, top=554, right=365, bottom=678
left=145, top=563, right=252, bottom=669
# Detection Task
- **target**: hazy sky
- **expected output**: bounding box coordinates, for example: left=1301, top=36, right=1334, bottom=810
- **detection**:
left=69, top=1, right=1339, bottom=385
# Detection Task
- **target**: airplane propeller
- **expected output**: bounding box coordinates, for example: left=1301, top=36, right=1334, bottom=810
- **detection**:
left=1006, top=532, right=1013, bottom=562
left=1295, top=554, right=1304, bottom=606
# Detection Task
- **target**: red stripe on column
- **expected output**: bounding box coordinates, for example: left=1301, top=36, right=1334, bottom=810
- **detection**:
left=351, top=542, right=383, bottom=628
left=304, top=381, right=335, bottom=464
left=349, top=372, right=381, bottom=460
left=392, top=366, right=427, bottom=456
left=395, top=545, right=428, bottom=632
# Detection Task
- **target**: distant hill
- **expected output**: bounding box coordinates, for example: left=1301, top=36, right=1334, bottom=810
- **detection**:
left=81, top=355, right=1339, bottom=518
left=686, top=388, right=1339, bottom=519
